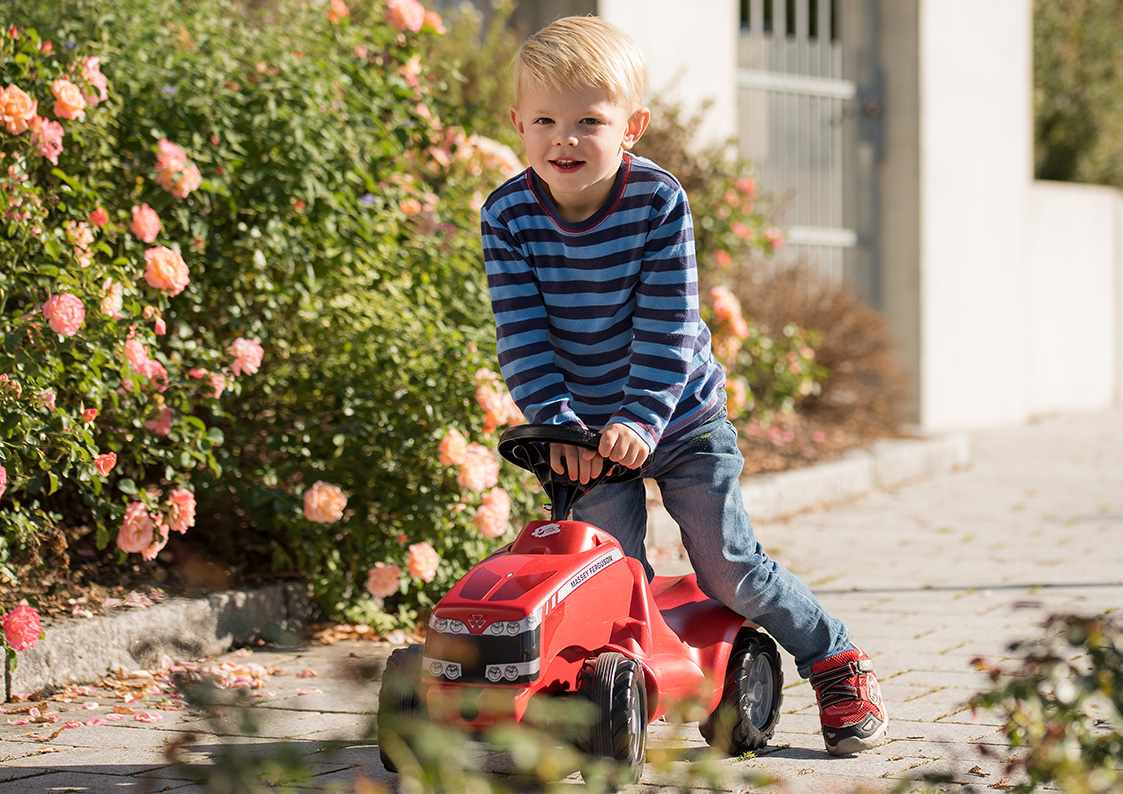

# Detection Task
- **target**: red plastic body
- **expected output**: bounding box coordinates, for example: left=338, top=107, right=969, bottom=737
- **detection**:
left=420, top=519, right=747, bottom=730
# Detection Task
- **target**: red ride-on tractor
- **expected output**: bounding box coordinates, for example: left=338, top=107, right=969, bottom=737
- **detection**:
left=377, top=424, right=784, bottom=783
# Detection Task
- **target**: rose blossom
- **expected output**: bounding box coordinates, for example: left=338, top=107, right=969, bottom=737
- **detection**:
left=726, top=377, right=749, bottom=417
left=156, top=138, right=188, bottom=172
left=124, top=337, right=151, bottom=373
left=166, top=488, right=196, bottom=533
left=457, top=443, right=499, bottom=492
left=763, top=226, right=784, bottom=249
left=386, top=0, right=425, bottom=32
left=327, top=0, right=349, bottom=23
left=89, top=207, right=108, bottom=227
left=130, top=204, right=161, bottom=243
left=51, top=78, right=86, bottom=120
left=82, top=57, right=109, bottom=106
left=100, top=279, right=123, bottom=319
left=142, top=522, right=169, bottom=561
left=229, top=337, right=264, bottom=376
left=0, top=465, right=6, bottom=501
left=42, top=293, right=85, bottom=336
left=0, top=84, right=37, bottom=134
left=735, top=176, right=758, bottom=198
left=30, top=115, right=64, bottom=165
left=366, top=563, right=402, bottom=598
left=94, top=452, right=116, bottom=476
left=422, top=9, right=446, bottom=34
left=145, top=406, right=173, bottom=436
left=438, top=428, right=467, bottom=466
left=143, top=246, right=190, bottom=296
left=2, top=605, right=42, bottom=651
left=208, top=372, right=225, bottom=399
left=473, top=487, right=510, bottom=539
left=154, top=317, right=166, bottom=336
left=714, top=249, right=733, bottom=269
left=406, top=542, right=439, bottom=582
left=82, top=408, right=98, bottom=422
left=303, top=481, right=347, bottom=523
left=116, top=501, right=155, bottom=554
left=38, top=389, right=56, bottom=411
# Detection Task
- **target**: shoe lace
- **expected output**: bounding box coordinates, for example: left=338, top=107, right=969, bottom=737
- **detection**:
left=810, top=661, right=863, bottom=710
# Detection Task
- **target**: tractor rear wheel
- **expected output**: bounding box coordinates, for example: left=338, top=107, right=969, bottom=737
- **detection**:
left=377, top=645, right=424, bottom=773
left=700, top=628, right=783, bottom=754
left=577, top=651, right=647, bottom=785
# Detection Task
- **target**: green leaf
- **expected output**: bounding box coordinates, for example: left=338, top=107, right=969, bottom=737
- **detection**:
left=118, top=478, right=137, bottom=496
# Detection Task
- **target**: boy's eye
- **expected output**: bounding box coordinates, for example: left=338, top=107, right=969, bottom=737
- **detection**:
left=581, top=118, right=602, bottom=125
left=533, top=117, right=553, bottom=125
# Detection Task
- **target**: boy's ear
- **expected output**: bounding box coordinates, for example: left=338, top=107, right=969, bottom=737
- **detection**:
left=509, top=107, right=524, bottom=135
left=622, top=106, right=651, bottom=151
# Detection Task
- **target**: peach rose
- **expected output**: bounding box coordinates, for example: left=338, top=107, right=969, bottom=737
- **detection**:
left=366, top=563, right=402, bottom=598
left=51, top=78, right=86, bottom=120
left=473, top=487, right=510, bottom=539
left=124, top=337, right=151, bottom=373
left=100, top=279, right=123, bottom=319
left=130, top=203, right=162, bottom=243
left=714, top=249, right=733, bottom=269
left=0, top=84, right=37, bottom=134
left=732, top=222, right=750, bottom=239
left=117, top=501, right=155, bottom=554
left=327, top=0, right=349, bottom=23
left=30, top=115, right=64, bottom=165
left=457, top=443, right=499, bottom=492
left=406, top=541, right=439, bottom=582
left=166, top=488, right=196, bottom=534
left=145, top=406, right=173, bottom=436
left=155, top=138, right=188, bottom=172
left=143, top=246, right=190, bottom=296
left=42, top=293, right=85, bottom=337
left=209, top=372, right=226, bottom=399
left=386, top=0, right=425, bottom=32
left=89, top=207, right=109, bottom=227
left=94, top=452, right=117, bottom=476
left=438, top=427, right=467, bottom=466
left=82, top=57, right=109, bottom=106
left=2, top=604, right=41, bottom=652
left=422, top=9, right=446, bottom=34
left=735, top=176, right=758, bottom=198
left=82, top=408, right=98, bottom=423
left=142, top=522, right=169, bottom=561
left=229, top=337, right=264, bottom=376
left=303, top=480, right=347, bottom=523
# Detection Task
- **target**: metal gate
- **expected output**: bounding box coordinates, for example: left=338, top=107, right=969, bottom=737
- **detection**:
left=737, top=0, right=883, bottom=306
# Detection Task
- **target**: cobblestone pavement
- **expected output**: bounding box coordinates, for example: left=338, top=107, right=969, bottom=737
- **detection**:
left=2, top=409, right=1121, bottom=792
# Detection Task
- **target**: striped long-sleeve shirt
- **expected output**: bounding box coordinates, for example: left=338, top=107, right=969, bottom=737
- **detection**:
left=480, top=152, right=726, bottom=453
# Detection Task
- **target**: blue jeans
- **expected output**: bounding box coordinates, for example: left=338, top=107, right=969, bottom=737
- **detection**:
left=574, top=412, right=852, bottom=678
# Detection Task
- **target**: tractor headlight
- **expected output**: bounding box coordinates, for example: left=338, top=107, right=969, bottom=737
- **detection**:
left=428, top=614, right=469, bottom=634
left=483, top=610, right=540, bottom=636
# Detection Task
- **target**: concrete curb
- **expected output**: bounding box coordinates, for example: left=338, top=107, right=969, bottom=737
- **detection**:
left=11, top=582, right=314, bottom=696
left=647, top=432, right=971, bottom=554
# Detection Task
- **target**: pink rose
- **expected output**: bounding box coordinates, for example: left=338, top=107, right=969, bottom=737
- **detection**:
left=38, top=389, right=56, bottom=411
left=116, top=501, right=155, bottom=554
left=130, top=204, right=162, bottom=243
left=82, top=408, right=98, bottom=423
left=303, top=481, right=347, bottom=523
left=30, top=115, right=64, bottom=165
left=710, top=286, right=741, bottom=325
left=406, top=542, right=439, bottom=582
left=154, top=317, right=166, bottom=336
left=714, top=250, right=733, bottom=269
left=0, top=84, right=37, bottom=134
left=89, top=207, right=109, bottom=227
left=209, top=372, right=226, bottom=399
left=82, top=57, right=109, bottom=106
left=143, top=360, right=169, bottom=392
left=229, top=337, right=264, bottom=376
left=0, top=464, right=6, bottom=501
left=143, top=246, right=190, bottom=296
left=422, top=9, right=446, bottom=34
left=366, top=563, right=402, bottom=598
left=735, top=176, right=758, bottom=198
left=155, top=139, right=188, bottom=172
left=438, top=428, right=467, bottom=466
left=142, top=522, right=169, bottom=561
left=2, top=605, right=42, bottom=652
left=457, top=443, right=499, bottom=492
left=94, top=452, right=116, bottom=476
left=51, top=78, right=86, bottom=120
left=473, top=487, right=510, bottom=539
left=327, top=0, right=350, bottom=23
left=187, top=368, right=207, bottom=379
left=763, top=226, right=784, bottom=250
left=732, top=222, right=750, bottom=239
left=386, top=0, right=425, bottom=32
left=42, top=293, right=85, bottom=336
left=166, top=488, right=196, bottom=534
left=726, top=377, right=748, bottom=418
left=124, top=338, right=150, bottom=373
left=145, top=406, right=173, bottom=436
left=100, top=279, right=123, bottom=319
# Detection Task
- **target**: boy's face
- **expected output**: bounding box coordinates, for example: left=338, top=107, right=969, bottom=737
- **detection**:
left=509, top=81, right=650, bottom=211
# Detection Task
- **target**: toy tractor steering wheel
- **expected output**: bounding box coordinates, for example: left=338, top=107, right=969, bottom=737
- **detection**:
left=498, top=424, right=644, bottom=520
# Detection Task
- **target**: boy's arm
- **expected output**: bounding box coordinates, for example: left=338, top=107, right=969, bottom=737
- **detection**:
left=481, top=204, right=586, bottom=429
left=607, top=184, right=699, bottom=453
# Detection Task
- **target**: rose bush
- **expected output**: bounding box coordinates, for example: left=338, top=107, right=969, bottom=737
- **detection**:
left=12, top=0, right=540, bottom=630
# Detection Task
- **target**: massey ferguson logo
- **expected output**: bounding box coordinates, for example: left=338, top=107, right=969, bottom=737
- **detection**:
left=531, top=522, right=561, bottom=538
left=467, top=614, right=487, bottom=631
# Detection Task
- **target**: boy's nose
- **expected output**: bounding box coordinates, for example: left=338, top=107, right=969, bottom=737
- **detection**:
left=554, top=132, right=579, bottom=147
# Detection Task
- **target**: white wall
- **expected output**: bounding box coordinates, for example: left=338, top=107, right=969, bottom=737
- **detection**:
left=598, top=0, right=738, bottom=147
left=1025, top=182, right=1122, bottom=415
left=916, top=0, right=1033, bottom=429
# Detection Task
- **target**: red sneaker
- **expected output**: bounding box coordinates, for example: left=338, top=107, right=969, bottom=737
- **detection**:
left=809, top=647, right=888, bottom=755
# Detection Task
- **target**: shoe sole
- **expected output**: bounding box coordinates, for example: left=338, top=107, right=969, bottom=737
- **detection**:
left=825, top=716, right=889, bottom=756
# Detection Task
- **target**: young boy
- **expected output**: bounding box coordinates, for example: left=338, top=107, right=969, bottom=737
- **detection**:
left=480, top=15, right=887, bottom=755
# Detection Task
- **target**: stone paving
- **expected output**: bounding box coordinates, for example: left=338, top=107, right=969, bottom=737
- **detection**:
left=2, top=409, right=1121, bottom=792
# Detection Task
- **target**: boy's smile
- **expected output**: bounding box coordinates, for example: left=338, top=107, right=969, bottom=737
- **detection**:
left=510, top=82, right=649, bottom=223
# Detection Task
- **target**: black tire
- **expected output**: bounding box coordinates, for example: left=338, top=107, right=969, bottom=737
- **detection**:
left=577, top=652, right=648, bottom=786
left=700, top=629, right=783, bottom=754
left=377, top=645, right=424, bottom=773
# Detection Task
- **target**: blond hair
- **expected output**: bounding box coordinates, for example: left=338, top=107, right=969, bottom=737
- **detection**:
left=515, top=16, right=647, bottom=109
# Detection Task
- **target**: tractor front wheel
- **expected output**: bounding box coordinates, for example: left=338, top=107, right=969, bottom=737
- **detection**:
left=377, top=645, right=424, bottom=773
left=577, top=651, right=648, bottom=786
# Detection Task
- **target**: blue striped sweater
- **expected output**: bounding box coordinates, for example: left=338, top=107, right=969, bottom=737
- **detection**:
left=480, top=152, right=726, bottom=453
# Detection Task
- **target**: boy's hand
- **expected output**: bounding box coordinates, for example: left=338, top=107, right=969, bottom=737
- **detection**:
left=550, top=443, right=604, bottom=484
left=598, top=423, right=650, bottom=470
